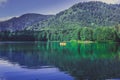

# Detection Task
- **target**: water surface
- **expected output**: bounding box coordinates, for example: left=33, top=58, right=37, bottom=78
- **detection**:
left=0, top=42, right=120, bottom=80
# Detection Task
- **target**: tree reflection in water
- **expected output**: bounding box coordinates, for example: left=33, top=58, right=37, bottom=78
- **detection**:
left=0, top=42, right=120, bottom=80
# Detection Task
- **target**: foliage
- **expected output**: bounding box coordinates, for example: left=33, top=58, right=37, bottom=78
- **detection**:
left=80, top=27, right=93, bottom=41
left=115, top=24, right=120, bottom=40
left=0, top=2, right=120, bottom=42
left=93, top=27, right=116, bottom=42
left=0, top=13, right=53, bottom=31
left=28, top=1, right=120, bottom=31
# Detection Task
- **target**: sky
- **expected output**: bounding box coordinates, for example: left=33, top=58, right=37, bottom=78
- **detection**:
left=0, top=0, right=120, bottom=21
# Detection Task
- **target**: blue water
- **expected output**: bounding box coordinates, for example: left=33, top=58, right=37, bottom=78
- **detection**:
left=0, top=42, right=120, bottom=80
left=0, top=64, right=72, bottom=80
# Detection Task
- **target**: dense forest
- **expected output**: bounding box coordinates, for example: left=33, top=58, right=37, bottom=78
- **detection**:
left=0, top=24, right=120, bottom=42
left=0, top=13, right=53, bottom=31
left=0, top=1, right=120, bottom=42
left=28, top=1, right=120, bottom=31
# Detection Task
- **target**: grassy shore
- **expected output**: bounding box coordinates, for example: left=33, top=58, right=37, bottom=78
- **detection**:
left=70, top=40, right=94, bottom=43
left=48, top=40, right=116, bottom=44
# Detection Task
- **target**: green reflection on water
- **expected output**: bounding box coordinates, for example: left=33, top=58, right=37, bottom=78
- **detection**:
left=0, top=42, right=120, bottom=79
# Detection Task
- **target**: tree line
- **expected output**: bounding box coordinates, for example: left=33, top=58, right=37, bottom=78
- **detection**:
left=0, top=25, right=120, bottom=42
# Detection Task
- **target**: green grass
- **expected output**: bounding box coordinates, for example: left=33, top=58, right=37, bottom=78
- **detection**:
left=70, top=40, right=94, bottom=43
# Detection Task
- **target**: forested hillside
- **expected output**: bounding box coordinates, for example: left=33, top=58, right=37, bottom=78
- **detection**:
left=0, top=1, right=120, bottom=42
left=25, top=1, right=120, bottom=42
left=29, top=1, right=120, bottom=31
left=0, top=13, right=53, bottom=31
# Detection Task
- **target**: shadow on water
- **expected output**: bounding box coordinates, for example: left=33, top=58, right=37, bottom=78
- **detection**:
left=0, top=42, right=120, bottom=80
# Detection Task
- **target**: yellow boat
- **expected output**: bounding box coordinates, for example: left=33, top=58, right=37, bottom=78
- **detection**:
left=60, top=42, right=66, bottom=46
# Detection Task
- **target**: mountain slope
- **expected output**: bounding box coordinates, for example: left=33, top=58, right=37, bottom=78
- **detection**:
left=0, top=13, right=53, bottom=31
left=28, top=1, right=120, bottom=31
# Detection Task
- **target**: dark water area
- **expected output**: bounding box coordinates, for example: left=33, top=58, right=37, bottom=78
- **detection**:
left=0, top=42, right=120, bottom=80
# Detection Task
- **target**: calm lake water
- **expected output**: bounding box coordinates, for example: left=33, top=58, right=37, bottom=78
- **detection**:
left=0, top=42, right=120, bottom=80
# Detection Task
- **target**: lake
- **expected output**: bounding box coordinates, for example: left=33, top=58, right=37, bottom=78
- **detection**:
left=0, top=42, right=120, bottom=80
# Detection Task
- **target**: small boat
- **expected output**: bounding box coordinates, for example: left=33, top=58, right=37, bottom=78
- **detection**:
left=60, top=42, right=66, bottom=46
